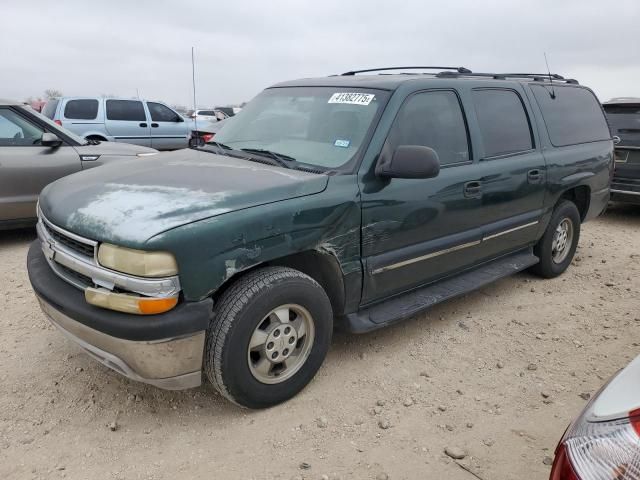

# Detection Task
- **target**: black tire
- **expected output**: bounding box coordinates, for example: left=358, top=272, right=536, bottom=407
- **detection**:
left=204, top=266, right=333, bottom=408
left=85, top=135, right=106, bottom=143
left=530, top=200, right=581, bottom=278
left=189, top=136, right=203, bottom=148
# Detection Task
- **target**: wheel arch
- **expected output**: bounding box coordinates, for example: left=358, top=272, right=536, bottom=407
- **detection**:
left=84, top=133, right=108, bottom=141
left=211, top=249, right=347, bottom=316
left=559, top=185, right=591, bottom=221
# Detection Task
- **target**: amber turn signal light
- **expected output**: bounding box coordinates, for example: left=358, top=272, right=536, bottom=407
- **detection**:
left=85, top=288, right=178, bottom=315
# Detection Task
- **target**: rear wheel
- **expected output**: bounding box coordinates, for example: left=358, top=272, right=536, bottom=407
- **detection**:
left=85, top=135, right=106, bottom=144
left=530, top=200, right=581, bottom=278
left=204, top=267, right=333, bottom=408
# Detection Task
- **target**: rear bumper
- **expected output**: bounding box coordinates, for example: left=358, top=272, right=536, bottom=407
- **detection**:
left=611, top=189, right=640, bottom=205
left=27, top=241, right=212, bottom=390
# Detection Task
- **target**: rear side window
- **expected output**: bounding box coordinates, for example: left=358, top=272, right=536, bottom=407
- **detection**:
left=473, top=89, right=533, bottom=157
left=41, top=99, right=59, bottom=119
left=64, top=99, right=99, bottom=120
left=531, top=85, right=610, bottom=147
left=147, top=102, right=181, bottom=122
left=106, top=100, right=146, bottom=121
left=198, top=110, right=216, bottom=116
left=386, top=90, right=470, bottom=166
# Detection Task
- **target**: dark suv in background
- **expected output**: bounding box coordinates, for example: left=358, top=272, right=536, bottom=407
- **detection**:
left=603, top=97, right=640, bottom=205
left=28, top=67, right=613, bottom=408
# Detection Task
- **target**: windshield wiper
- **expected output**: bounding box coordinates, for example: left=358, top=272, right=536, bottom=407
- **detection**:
left=207, top=141, right=233, bottom=150
left=240, top=148, right=297, bottom=169
left=195, top=141, right=234, bottom=156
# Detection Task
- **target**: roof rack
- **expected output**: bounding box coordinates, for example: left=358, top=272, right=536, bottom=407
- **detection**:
left=341, top=66, right=472, bottom=76
left=435, top=71, right=579, bottom=84
left=337, top=67, right=579, bottom=84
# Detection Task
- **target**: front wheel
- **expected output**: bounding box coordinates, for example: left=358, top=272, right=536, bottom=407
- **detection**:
left=204, top=267, right=333, bottom=408
left=530, top=200, right=581, bottom=278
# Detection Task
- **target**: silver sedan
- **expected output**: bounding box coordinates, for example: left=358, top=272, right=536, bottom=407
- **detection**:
left=0, top=99, right=158, bottom=229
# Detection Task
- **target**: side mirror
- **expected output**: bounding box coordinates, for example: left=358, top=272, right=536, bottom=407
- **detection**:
left=613, top=135, right=621, bottom=145
left=41, top=132, right=62, bottom=147
left=376, top=145, right=440, bottom=179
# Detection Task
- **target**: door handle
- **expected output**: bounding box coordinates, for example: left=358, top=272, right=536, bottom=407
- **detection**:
left=464, top=180, right=482, bottom=198
left=151, top=123, right=159, bottom=128
left=527, top=169, right=543, bottom=183
left=139, top=123, right=147, bottom=127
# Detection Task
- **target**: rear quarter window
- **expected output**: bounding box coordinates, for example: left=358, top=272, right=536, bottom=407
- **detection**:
left=531, top=85, right=610, bottom=147
left=41, top=99, right=59, bottom=119
left=64, top=99, right=99, bottom=120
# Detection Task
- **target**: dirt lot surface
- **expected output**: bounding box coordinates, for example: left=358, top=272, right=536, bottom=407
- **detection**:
left=1, top=205, right=639, bottom=480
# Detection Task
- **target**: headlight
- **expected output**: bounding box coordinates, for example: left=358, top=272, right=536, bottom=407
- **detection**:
left=136, top=152, right=158, bottom=157
left=97, top=243, right=178, bottom=277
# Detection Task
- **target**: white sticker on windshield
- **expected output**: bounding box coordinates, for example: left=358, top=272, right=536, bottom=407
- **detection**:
left=328, top=92, right=375, bottom=106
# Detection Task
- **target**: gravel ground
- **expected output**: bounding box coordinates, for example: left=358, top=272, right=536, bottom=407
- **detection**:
left=1, top=205, right=639, bottom=480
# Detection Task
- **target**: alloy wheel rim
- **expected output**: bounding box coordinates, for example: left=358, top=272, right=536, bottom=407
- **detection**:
left=552, top=218, right=573, bottom=264
left=247, top=304, right=315, bottom=384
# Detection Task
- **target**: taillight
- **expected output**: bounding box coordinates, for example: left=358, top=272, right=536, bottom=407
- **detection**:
left=550, top=356, right=640, bottom=480
left=550, top=444, right=579, bottom=480
left=54, top=120, right=62, bottom=126
left=202, top=133, right=214, bottom=143
left=562, top=418, right=640, bottom=479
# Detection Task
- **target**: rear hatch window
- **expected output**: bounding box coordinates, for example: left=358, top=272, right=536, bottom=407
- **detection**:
left=603, top=104, right=640, bottom=147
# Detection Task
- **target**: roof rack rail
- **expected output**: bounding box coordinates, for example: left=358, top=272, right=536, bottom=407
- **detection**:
left=341, top=66, right=472, bottom=76
left=435, top=71, right=579, bottom=84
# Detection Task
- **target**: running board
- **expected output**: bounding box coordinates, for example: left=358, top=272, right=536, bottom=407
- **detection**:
left=341, top=249, right=539, bottom=333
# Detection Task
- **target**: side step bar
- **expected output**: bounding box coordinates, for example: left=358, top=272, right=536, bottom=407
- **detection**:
left=341, top=249, right=539, bottom=333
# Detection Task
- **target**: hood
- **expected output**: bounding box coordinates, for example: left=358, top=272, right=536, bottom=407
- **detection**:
left=40, top=149, right=328, bottom=246
left=73, top=141, right=158, bottom=156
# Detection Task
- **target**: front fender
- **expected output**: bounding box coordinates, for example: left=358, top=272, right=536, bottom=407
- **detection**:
left=147, top=176, right=361, bottom=301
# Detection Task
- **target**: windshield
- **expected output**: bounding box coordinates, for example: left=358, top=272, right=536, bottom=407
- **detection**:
left=24, top=106, right=87, bottom=145
left=214, top=87, right=388, bottom=169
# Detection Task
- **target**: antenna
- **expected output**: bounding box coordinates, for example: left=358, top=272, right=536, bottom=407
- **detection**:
left=136, top=88, right=140, bottom=99
left=191, top=47, right=198, bottom=138
left=544, top=52, right=556, bottom=99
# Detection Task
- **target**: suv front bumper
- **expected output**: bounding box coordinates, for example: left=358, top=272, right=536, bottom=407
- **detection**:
left=27, top=241, right=212, bottom=390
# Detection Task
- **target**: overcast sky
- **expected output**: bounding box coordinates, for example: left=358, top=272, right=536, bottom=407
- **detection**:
left=3, top=0, right=639, bottom=108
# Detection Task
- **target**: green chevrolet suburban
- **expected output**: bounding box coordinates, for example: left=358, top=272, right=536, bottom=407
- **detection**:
left=27, top=67, right=613, bottom=408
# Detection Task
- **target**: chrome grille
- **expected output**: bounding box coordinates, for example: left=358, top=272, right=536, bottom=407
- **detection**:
left=55, top=262, right=94, bottom=289
left=42, top=220, right=95, bottom=258
left=36, top=210, right=182, bottom=298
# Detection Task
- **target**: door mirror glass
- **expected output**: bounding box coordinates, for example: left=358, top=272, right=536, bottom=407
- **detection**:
left=41, top=132, right=62, bottom=147
left=376, top=145, right=440, bottom=179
